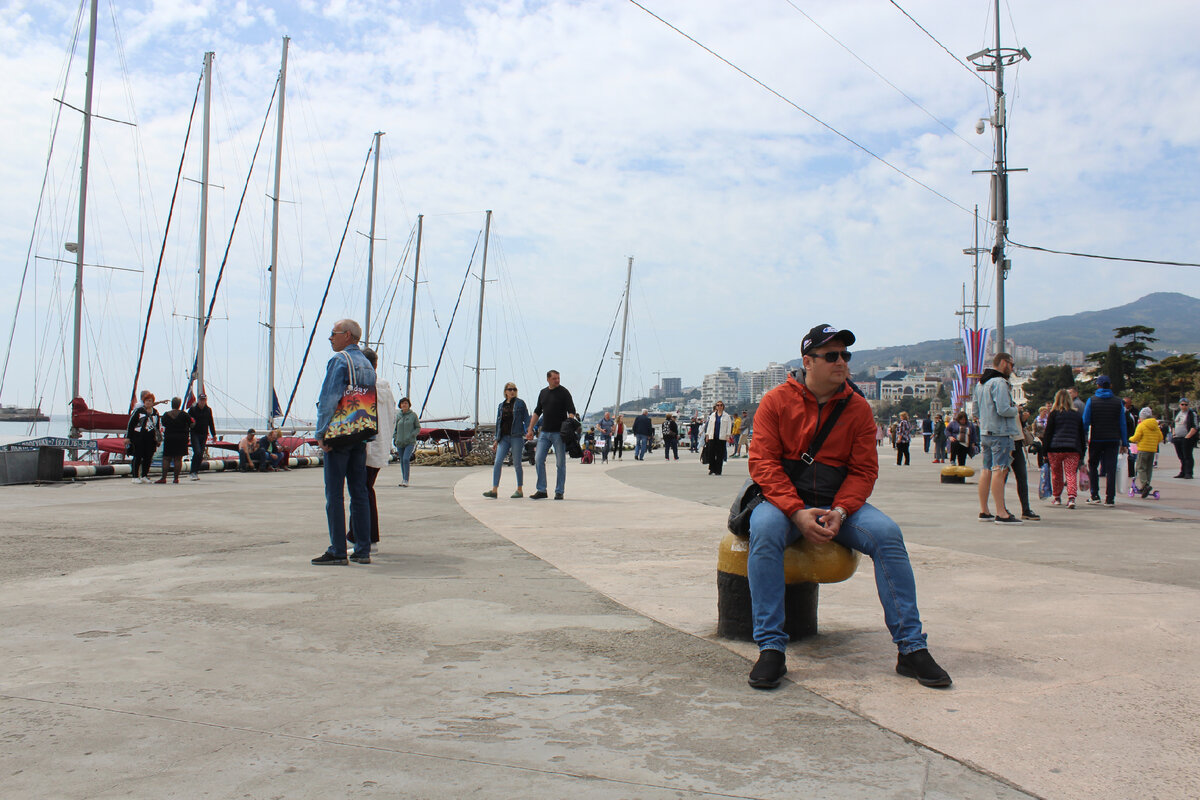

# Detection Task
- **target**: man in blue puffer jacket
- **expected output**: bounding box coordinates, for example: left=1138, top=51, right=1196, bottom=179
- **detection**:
left=1082, top=375, right=1128, bottom=505
left=972, top=352, right=1022, bottom=525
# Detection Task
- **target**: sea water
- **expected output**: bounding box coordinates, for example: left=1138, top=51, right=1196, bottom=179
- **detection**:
left=0, top=416, right=312, bottom=447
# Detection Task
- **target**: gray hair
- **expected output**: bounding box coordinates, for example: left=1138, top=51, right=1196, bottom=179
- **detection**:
left=336, top=319, right=362, bottom=341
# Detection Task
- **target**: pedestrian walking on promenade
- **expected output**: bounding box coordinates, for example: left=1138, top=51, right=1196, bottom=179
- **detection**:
left=1172, top=398, right=1197, bottom=479
left=484, top=382, right=529, bottom=498
left=632, top=409, right=654, bottom=460
left=947, top=411, right=971, bottom=466
left=187, top=393, right=216, bottom=480
left=126, top=391, right=160, bottom=484
left=703, top=401, right=732, bottom=475
left=895, top=411, right=912, bottom=466
left=1083, top=376, right=1127, bottom=506
left=393, top=398, right=420, bottom=487
left=526, top=370, right=576, bottom=500
left=156, top=397, right=191, bottom=484
left=662, top=413, right=680, bottom=460
left=1041, top=389, right=1085, bottom=508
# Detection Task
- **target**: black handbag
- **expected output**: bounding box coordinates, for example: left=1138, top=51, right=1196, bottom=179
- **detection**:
left=727, top=398, right=849, bottom=537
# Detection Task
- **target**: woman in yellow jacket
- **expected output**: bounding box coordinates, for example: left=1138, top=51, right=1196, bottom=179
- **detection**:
left=1129, top=407, right=1164, bottom=498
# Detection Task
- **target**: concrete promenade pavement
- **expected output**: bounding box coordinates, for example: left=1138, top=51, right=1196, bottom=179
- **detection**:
left=457, top=444, right=1200, bottom=800
left=0, top=442, right=1194, bottom=798
left=2, top=460, right=1027, bottom=800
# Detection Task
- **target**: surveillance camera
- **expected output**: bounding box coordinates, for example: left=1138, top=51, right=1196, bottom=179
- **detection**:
left=975, top=119, right=986, bottom=135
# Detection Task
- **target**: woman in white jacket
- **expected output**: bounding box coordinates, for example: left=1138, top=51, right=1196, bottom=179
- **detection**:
left=352, top=347, right=397, bottom=549
left=703, top=401, right=734, bottom=475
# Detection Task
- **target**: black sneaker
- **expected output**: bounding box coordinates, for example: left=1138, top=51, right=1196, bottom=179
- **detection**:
left=1085, top=496, right=1102, bottom=505
left=1104, top=500, right=1116, bottom=506
left=748, top=649, right=787, bottom=689
left=350, top=553, right=371, bottom=564
left=529, top=491, right=548, bottom=500
left=994, top=514, right=1023, bottom=525
left=896, top=649, right=952, bottom=688
left=311, top=552, right=348, bottom=566
left=1140, top=484, right=1152, bottom=498
left=1021, top=510, right=1041, bottom=521
left=554, top=492, right=564, bottom=500
left=978, top=512, right=995, bottom=522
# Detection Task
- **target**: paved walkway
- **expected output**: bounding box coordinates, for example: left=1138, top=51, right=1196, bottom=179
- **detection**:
left=458, top=445, right=1200, bottom=800
left=0, top=443, right=1195, bottom=798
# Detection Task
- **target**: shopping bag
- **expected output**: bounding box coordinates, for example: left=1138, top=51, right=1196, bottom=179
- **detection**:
left=1078, top=466, right=1090, bottom=493
left=1038, top=462, right=1051, bottom=500
left=323, top=351, right=378, bottom=448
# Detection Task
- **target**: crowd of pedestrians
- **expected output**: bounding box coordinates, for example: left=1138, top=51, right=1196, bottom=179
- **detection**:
left=868, top=353, right=1197, bottom=518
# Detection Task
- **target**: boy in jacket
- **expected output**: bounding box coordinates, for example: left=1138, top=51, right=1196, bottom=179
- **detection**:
left=745, top=324, right=951, bottom=690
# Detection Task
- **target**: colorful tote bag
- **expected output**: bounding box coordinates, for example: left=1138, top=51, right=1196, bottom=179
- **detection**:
left=323, top=351, right=378, bottom=448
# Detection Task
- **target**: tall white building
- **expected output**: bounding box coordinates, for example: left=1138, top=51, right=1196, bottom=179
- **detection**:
left=765, top=362, right=790, bottom=387
left=701, top=371, right=738, bottom=410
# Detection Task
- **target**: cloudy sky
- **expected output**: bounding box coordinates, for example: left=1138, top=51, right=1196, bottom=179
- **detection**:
left=2, top=0, right=1197, bottom=426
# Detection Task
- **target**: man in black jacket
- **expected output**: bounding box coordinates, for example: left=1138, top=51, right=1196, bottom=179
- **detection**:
left=632, top=410, right=654, bottom=460
left=1082, top=376, right=1127, bottom=505
left=526, top=370, right=577, bottom=500
left=187, top=393, right=217, bottom=481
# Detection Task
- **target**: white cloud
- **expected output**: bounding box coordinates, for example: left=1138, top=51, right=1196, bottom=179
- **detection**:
left=2, top=0, right=1197, bottom=423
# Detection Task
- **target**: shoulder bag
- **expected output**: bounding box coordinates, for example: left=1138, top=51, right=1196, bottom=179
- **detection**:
left=727, top=398, right=850, bottom=537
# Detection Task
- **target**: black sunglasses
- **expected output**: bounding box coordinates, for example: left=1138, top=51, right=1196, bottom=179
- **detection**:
left=812, top=350, right=852, bottom=363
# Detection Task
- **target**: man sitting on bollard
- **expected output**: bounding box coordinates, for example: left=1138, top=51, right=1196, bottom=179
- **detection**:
left=746, top=324, right=952, bottom=690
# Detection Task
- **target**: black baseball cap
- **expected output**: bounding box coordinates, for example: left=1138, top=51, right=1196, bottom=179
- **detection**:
left=802, top=324, right=856, bottom=356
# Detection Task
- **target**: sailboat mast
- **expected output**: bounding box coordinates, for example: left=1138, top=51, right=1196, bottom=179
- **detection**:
left=69, top=0, right=99, bottom=432
left=266, top=35, right=289, bottom=427
left=364, top=131, right=383, bottom=344
left=614, top=256, right=632, bottom=417
left=474, top=209, right=491, bottom=430
left=406, top=213, right=422, bottom=400
left=195, top=51, right=214, bottom=392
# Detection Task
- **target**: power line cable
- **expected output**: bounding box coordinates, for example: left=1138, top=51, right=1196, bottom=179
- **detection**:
left=887, top=0, right=992, bottom=88
left=627, top=0, right=975, bottom=216
left=1006, top=239, right=1200, bottom=268
left=780, top=0, right=990, bottom=158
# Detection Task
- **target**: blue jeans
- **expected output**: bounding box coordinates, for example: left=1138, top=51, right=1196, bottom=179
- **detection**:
left=634, top=433, right=650, bottom=459
left=535, top=431, right=566, bottom=494
left=747, top=500, right=927, bottom=654
left=1088, top=441, right=1120, bottom=502
left=398, top=443, right=416, bottom=483
left=324, top=442, right=370, bottom=558
left=492, top=435, right=524, bottom=488
left=189, top=430, right=207, bottom=474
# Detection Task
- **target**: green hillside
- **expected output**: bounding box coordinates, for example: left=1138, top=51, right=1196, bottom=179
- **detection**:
left=787, top=293, right=1200, bottom=371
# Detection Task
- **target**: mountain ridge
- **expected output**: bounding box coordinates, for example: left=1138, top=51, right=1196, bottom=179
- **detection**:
left=786, top=292, right=1200, bottom=371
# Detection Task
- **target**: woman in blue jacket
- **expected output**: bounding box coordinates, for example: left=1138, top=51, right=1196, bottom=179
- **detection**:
left=484, top=381, right=530, bottom=498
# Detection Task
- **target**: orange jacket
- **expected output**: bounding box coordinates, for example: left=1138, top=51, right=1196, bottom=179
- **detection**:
left=748, top=376, right=878, bottom=518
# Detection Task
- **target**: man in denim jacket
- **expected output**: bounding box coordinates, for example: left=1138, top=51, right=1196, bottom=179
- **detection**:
left=312, top=318, right=377, bottom=566
left=972, top=352, right=1022, bottom=525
